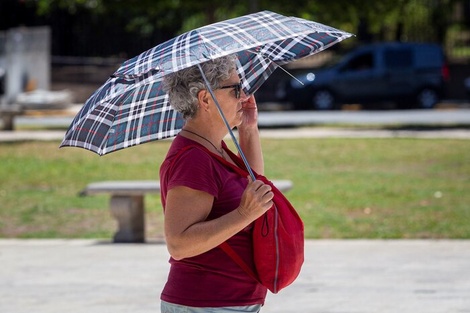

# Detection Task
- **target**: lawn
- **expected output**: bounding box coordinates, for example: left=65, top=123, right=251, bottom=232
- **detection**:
left=1, top=137, right=469, bottom=239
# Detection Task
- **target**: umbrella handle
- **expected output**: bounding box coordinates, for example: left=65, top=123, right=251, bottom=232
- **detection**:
left=197, top=64, right=256, bottom=181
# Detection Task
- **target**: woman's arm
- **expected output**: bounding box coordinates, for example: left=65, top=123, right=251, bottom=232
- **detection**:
left=164, top=177, right=273, bottom=260
left=237, top=94, right=264, bottom=174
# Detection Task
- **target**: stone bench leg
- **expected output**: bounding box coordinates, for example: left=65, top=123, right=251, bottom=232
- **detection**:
left=110, top=195, right=145, bottom=243
left=1, top=115, right=15, bottom=131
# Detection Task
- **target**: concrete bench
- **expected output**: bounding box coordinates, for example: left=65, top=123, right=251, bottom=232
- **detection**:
left=0, top=104, right=23, bottom=130
left=80, top=180, right=293, bottom=243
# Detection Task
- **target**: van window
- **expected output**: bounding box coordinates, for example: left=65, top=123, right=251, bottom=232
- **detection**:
left=384, top=49, right=412, bottom=69
left=343, top=52, right=374, bottom=71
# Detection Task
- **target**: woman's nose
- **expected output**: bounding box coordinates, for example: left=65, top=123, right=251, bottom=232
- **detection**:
left=240, top=89, right=249, bottom=101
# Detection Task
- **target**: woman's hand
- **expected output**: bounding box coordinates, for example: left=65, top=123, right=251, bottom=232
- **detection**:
left=237, top=93, right=264, bottom=175
left=237, top=176, right=274, bottom=220
left=239, top=94, right=258, bottom=130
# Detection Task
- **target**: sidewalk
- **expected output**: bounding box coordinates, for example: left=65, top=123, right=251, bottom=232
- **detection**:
left=3, top=104, right=470, bottom=140
left=1, top=239, right=469, bottom=313
left=1, top=127, right=470, bottom=142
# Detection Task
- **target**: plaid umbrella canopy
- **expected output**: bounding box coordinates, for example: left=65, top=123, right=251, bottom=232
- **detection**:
left=60, top=10, right=352, bottom=156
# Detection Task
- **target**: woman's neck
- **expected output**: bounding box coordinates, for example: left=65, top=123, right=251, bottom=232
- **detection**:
left=183, top=120, right=226, bottom=145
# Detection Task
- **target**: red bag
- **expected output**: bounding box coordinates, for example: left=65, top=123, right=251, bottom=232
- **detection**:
left=215, top=148, right=305, bottom=294
left=169, top=144, right=304, bottom=294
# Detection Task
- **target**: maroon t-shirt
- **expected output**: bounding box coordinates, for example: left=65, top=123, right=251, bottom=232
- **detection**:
left=159, top=135, right=267, bottom=307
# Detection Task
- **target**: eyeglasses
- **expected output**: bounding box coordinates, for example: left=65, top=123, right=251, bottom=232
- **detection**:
left=219, top=83, right=242, bottom=99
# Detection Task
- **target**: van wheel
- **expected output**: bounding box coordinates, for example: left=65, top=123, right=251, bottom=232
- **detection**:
left=416, top=88, right=439, bottom=109
left=312, top=90, right=336, bottom=110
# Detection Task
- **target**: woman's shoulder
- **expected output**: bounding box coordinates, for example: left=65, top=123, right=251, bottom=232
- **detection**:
left=160, top=136, right=222, bottom=194
left=168, top=135, right=211, bottom=160
left=162, top=135, right=214, bottom=175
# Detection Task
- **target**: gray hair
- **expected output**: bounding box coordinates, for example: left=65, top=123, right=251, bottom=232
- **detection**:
left=162, top=54, right=238, bottom=119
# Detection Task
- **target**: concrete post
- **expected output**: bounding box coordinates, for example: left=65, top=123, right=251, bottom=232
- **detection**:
left=110, top=195, right=145, bottom=243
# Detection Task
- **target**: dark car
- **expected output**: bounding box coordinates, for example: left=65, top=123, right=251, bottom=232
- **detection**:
left=465, top=76, right=470, bottom=100
left=0, top=67, right=5, bottom=96
left=278, top=42, right=449, bottom=110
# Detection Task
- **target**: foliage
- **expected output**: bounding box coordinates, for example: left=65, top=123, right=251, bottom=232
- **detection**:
left=29, top=0, right=469, bottom=46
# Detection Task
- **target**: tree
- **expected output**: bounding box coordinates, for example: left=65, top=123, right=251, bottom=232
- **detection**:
left=26, top=0, right=469, bottom=56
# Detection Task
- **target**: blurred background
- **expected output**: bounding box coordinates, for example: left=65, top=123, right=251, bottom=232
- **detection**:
left=1, top=0, right=470, bottom=125
left=1, top=0, right=469, bottom=242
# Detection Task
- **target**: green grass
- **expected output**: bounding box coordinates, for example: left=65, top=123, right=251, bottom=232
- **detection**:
left=1, top=137, right=469, bottom=239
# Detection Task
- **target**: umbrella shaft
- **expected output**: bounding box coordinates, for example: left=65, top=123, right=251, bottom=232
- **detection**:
left=197, top=64, right=256, bottom=181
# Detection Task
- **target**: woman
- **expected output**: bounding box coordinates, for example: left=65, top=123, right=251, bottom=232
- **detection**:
left=159, top=54, right=274, bottom=312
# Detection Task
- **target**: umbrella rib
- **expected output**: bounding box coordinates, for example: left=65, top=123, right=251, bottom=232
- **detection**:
left=248, top=49, right=304, bottom=86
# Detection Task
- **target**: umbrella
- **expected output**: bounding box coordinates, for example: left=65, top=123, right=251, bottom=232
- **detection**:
left=60, top=10, right=353, bottom=159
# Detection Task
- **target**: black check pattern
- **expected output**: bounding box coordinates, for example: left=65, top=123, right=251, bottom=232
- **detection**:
left=61, top=10, right=352, bottom=155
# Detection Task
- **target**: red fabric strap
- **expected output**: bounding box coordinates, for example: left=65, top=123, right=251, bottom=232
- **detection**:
left=219, top=242, right=260, bottom=283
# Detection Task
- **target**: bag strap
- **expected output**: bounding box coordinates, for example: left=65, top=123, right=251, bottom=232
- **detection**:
left=219, top=242, right=260, bottom=283
left=198, top=146, right=266, bottom=283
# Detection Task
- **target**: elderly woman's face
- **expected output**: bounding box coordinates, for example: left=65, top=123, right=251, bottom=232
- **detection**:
left=213, top=70, right=247, bottom=127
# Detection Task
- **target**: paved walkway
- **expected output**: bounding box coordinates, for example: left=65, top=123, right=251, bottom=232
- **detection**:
left=1, top=239, right=469, bottom=313
left=2, top=105, right=470, bottom=141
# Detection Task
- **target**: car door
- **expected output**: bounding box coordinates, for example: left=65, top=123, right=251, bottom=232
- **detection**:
left=332, top=50, right=384, bottom=102
left=382, top=47, right=414, bottom=97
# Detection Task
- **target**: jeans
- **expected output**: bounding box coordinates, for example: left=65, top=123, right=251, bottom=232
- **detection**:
left=161, top=301, right=262, bottom=313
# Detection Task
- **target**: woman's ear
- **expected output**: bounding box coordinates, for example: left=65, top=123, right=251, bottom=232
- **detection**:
left=197, top=89, right=210, bottom=111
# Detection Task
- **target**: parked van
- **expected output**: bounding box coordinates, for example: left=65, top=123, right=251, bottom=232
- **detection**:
left=278, top=42, right=449, bottom=110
